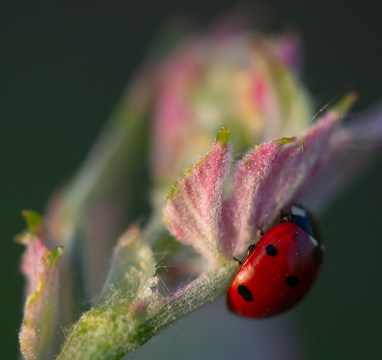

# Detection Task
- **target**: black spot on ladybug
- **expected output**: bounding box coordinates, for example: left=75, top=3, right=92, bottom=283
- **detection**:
left=265, top=244, right=277, bottom=257
left=285, top=276, right=300, bottom=288
left=237, top=285, right=254, bottom=302
left=312, top=245, right=324, bottom=264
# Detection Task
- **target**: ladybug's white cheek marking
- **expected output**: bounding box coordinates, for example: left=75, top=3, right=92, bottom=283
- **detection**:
left=309, top=236, right=318, bottom=247
left=291, top=206, right=307, bottom=217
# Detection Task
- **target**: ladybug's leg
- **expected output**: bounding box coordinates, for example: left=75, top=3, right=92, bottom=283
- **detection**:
left=279, top=207, right=291, bottom=223
left=233, top=257, right=243, bottom=266
left=256, top=225, right=264, bottom=237
left=247, top=244, right=256, bottom=255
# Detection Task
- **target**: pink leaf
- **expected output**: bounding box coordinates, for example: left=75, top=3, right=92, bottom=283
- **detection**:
left=18, top=233, right=64, bottom=360
left=163, top=127, right=232, bottom=266
left=294, top=102, right=382, bottom=212
left=221, top=110, right=340, bottom=258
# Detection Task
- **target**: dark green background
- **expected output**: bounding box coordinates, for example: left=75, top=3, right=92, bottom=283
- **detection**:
left=2, top=1, right=382, bottom=359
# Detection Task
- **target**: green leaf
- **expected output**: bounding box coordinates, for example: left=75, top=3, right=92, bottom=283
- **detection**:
left=276, top=137, right=297, bottom=146
left=21, top=210, right=43, bottom=235
left=216, top=126, right=230, bottom=148
left=333, top=91, right=359, bottom=114
left=46, top=246, right=65, bottom=266
left=56, top=69, right=154, bottom=317
left=95, top=226, right=156, bottom=309
left=56, top=227, right=165, bottom=360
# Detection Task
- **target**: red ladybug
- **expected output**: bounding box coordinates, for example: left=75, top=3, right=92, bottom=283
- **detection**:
left=227, top=205, right=324, bottom=318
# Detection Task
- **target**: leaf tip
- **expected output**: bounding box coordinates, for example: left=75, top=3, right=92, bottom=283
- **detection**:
left=46, top=246, right=65, bottom=266
left=216, top=126, right=230, bottom=148
left=276, top=137, right=297, bottom=146
left=21, top=210, right=43, bottom=235
left=165, top=181, right=179, bottom=203
left=165, top=164, right=193, bottom=203
left=333, top=91, right=359, bottom=115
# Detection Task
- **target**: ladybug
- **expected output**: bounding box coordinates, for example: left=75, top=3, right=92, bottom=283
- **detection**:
left=227, top=205, right=324, bottom=318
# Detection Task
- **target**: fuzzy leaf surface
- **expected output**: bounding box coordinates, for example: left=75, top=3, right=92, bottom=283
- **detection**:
left=18, top=233, right=64, bottom=360
left=221, top=110, right=340, bottom=257
left=163, top=127, right=232, bottom=265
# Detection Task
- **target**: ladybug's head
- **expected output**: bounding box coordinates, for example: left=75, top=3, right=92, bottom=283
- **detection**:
left=284, top=205, right=322, bottom=244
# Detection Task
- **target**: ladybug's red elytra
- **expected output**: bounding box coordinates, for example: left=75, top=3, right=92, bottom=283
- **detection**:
left=227, top=205, right=324, bottom=318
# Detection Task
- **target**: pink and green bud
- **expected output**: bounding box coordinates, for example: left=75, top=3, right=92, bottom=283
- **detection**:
left=17, top=212, right=64, bottom=360
left=151, top=24, right=312, bottom=185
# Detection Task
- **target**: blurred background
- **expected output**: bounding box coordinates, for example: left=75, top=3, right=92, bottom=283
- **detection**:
left=2, top=1, right=382, bottom=359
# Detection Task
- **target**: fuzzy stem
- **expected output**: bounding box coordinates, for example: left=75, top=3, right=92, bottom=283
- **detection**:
left=56, top=264, right=238, bottom=360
